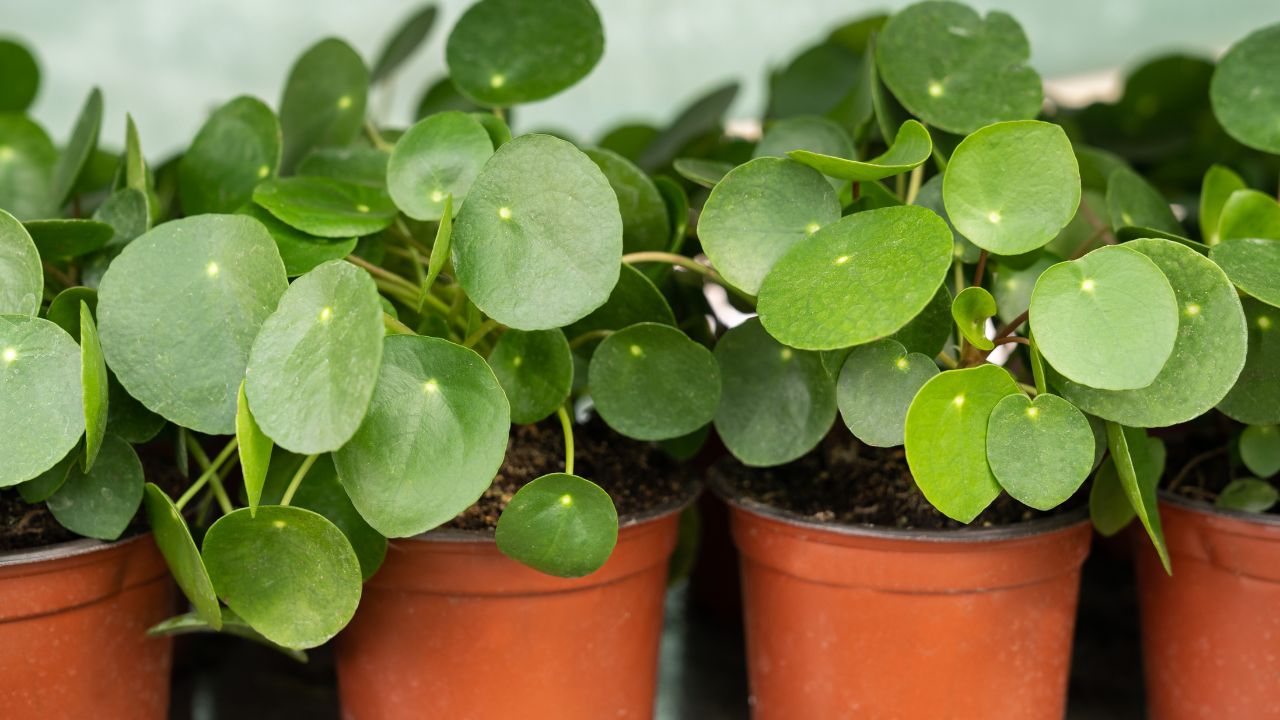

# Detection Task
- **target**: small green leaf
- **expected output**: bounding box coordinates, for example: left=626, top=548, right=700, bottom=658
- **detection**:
left=755, top=116, right=853, bottom=163
left=1212, top=238, right=1280, bottom=309
left=758, top=205, right=952, bottom=350
left=24, top=219, right=112, bottom=259
left=415, top=76, right=486, bottom=118
left=1030, top=245, right=1178, bottom=391
left=951, top=286, right=996, bottom=351
left=488, top=329, right=573, bottom=424
left=837, top=338, right=937, bottom=447
left=122, top=114, right=146, bottom=194
left=253, top=176, right=397, bottom=239
left=446, top=0, right=603, bottom=106
left=421, top=194, right=452, bottom=304
left=179, top=96, right=281, bottom=215
left=148, top=608, right=303, bottom=663
left=586, top=147, right=669, bottom=254
left=698, top=157, right=840, bottom=295
left=18, top=446, right=77, bottom=503
left=236, top=381, right=273, bottom=514
left=47, top=433, right=143, bottom=541
left=79, top=301, right=108, bottom=471
left=495, top=473, right=618, bottom=577
left=203, top=506, right=362, bottom=649
left=564, top=264, right=674, bottom=342
left=672, top=158, right=731, bottom=189
left=714, top=318, right=836, bottom=465
left=0, top=39, right=39, bottom=112
left=1106, top=167, right=1181, bottom=235
left=1107, top=422, right=1169, bottom=573
left=1217, top=188, right=1280, bottom=243
left=788, top=119, right=931, bottom=181
left=1200, top=165, right=1246, bottom=245
left=1210, top=23, right=1280, bottom=154
left=236, top=204, right=356, bottom=277
left=589, top=323, right=720, bottom=441
left=143, top=483, right=222, bottom=629
left=904, top=364, right=1020, bottom=522
left=48, top=87, right=103, bottom=210
left=0, top=114, right=56, bottom=219
left=1218, top=298, right=1280, bottom=425
left=387, top=111, right=493, bottom=221
left=94, top=188, right=150, bottom=249
left=1240, top=425, right=1280, bottom=479
left=470, top=112, right=512, bottom=149
left=943, top=120, right=1080, bottom=255
left=986, top=393, right=1094, bottom=510
left=371, top=4, right=438, bottom=83
left=0, top=315, right=84, bottom=487
left=1216, top=478, right=1279, bottom=513
left=890, top=284, right=953, bottom=357
left=0, top=209, right=42, bottom=315
left=279, top=38, right=368, bottom=171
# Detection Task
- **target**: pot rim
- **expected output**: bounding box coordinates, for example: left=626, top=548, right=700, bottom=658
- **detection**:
left=406, top=478, right=702, bottom=544
left=710, top=467, right=1088, bottom=543
left=0, top=530, right=149, bottom=568
left=1158, top=489, right=1280, bottom=528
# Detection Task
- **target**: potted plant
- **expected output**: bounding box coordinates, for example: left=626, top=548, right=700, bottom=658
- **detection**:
left=681, top=1, right=1251, bottom=716
left=0, top=56, right=176, bottom=717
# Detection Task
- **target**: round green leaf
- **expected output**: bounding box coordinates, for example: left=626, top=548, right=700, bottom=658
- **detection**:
left=1217, top=189, right=1280, bottom=244
left=0, top=315, right=83, bottom=487
left=180, top=96, right=281, bottom=215
left=1216, top=478, right=1279, bottom=513
left=1201, top=165, right=1247, bottom=245
left=47, top=434, right=143, bottom=540
left=788, top=119, right=931, bottom=182
left=1212, top=237, right=1280, bottom=308
left=0, top=39, right=39, bottom=112
left=48, top=87, right=103, bottom=210
left=416, top=76, right=486, bottom=118
left=837, top=338, right=938, bottom=448
left=905, top=364, right=1020, bottom=522
left=951, top=286, right=996, bottom=351
left=1218, top=298, right=1280, bottom=424
left=586, top=147, right=669, bottom=254
left=714, top=318, right=836, bottom=465
left=237, top=204, right=356, bottom=277
left=589, top=323, right=719, bottom=441
left=876, top=1, right=1042, bottom=134
left=445, top=0, right=603, bottom=106
left=24, top=219, right=112, bottom=259
left=1240, top=425, right=1280, bottom=479
left=1055, top=239, right=1246, bottom=426
left=144, top=483, right=222, bottom=629
left=203, top=506, right=361, bottom=649
left=488, top=329, right=573, bottom=424
left=985, top=393, right=1094, bottom=510
left=563, top=263, right=674, bottom=343
left=0, top=114, right=55, bottom=220
left=699, top=157, right=840, bottom=295
left=758, top=205, right=953, bottom=350
left=0, top=209, right=42, bottom=315
left=253, top=176, right=397, bottom=239
left=333, top=335, right=511, bottom=537
left=279, top=38, right=368, bottom=171
left=470, top=112, right=512, bottom=149
left=451, top=134, right=621, bottom=330
left=387, top=111, right=493, bottom=221
left=1106, top=167, right=1181, bottom=235
left=943, top=121, right=1080, bottom=255
left=371, top=4, right=438, bottom=83
left=1211, top=23, right=1280, bottom=154
left=246, top=260, right=383, bottom=454
left=98, top=215, right=288, bottom=435
left=495, top=473, right=618, bottom=577
left=1029, top=245, right=1178, bottom=391
left=80, top=302, right=108, bottom=471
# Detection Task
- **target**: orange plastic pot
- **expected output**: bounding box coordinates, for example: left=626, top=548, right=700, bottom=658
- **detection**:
left=1135, top=493, right=1280, bottom=719
left=0, top=534, right=175, bottom=719
left=722, top=488, right=1092, bottom=720
left=336, top=504, right=684, bottom=719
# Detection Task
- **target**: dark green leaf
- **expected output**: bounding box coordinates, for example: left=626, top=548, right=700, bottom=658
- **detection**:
left=836, top=338, right=937, bottom=447
left=951, top=286, right=996, bottom=351
left=586, top=147, right=668, bottom=254
left=495, top=473, right=618, bottom=577
left=1210, top=23, right=1280, bottom=153
left=48, top=87, right=102, bottom=210
left=789, top=119, right=930, bottom=181
left=24, top=219, right=112, bottom=259
left=1216, top=478, right=1279, bottom=513
left=672, top=158, right=731, bottom=189
left=1240, top=425, right=1280, bottom=479
left=1218, top=298, right=1280, bottom=425
left=253, top=176, right=397, bottom=239
left=148, top=608, right=304, bottom=663
left=1200, top=165, right=1246, bottom=245
left=236, top=381, right=273, bottom=513
left=1106, top=167, right=1180, bottom=235
left=0, top=39, right=39, bottom=112
left=47, top=434, right=143, bottom=540
left=79, top=301, right=108, bottom=470
left=488, top=329, right=573, bottom=424
left=280, top=38, right=368, bottom=171
left=237, top=204, right=356, bottom=277
left=1106, top=422, right=1169, bottom=573
left=179, top=96, right=281, bottom=215
left=0, top=114, right=56, bottom=219
left=371, top=4, right=438, bottom=83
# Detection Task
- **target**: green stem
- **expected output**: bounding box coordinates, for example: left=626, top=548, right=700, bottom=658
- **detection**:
left=281, top=454, right=319, bottom=507
left=569, top=329, right=614, bottom=349
left=462, top=318, right=502, bottom=348
left=556, top=406, right=575, bottom=476
left=383, top=312, right=416, bottom=335
left=622, top=252, right=756, bottom=306
left=1029, top=337, right=1048, bottom=396
left=175, top=436, right=239, bottom=511
left=364, top=118, right=393, bottom=152
left=904, top=166, right=924, bottom=205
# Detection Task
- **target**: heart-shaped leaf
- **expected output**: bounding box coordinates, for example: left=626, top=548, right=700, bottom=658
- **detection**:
left=24, top=219, right=112, bottom=259
left=837, top=338, right=937, bottom=447
left=1218, top=298, right=1280, bottom=425
left=904, top=364, right=1020, bottom=522
left=0, top=315, right=84, bottom=487
left=48, top=87, right=103, bottom=210
left=144, top=483, right=222, bottom=628
left=236, top=381, right=273, bottom=513
left=789, top=119, right=931, bottom=181
left=951, top=286, right=996, bottom=351
left=698, top=157, right=840, bottom=295
left=47, top=433, right=143, bottom=541
left=986, top=393, right=1094, bottom=510
left=236, top=204, right=356, bottom=277
left=180, top=96, right=281, bottom=215
left=943, top=120, right=1080, bottom=255
left=371, top=4, right=438, bottom=83
left=451, top=134, right=622, bottom=330
left=1200, top=165, right=1246, bottom=245
left=79, top=301, right=108, bottom=471
left=333, top=335, right=510, bottom=537
left=1210, top=23, right=1280, bottom=154
left=1107, top=422, right=1169, bottom=573
left=495, top=473, right=618, bottom=577
left=488, top=329, right=573, bottom=424
left=714, top=318, right=836, bottom=465
left=0, top=114, right=56, bottom=219
left=203, top=505, right=362, bottom=649
left=587, top=147, right=669, bottom=254
left=387, top=111, right=493, bottom=221
left=279, top=38, right=368, bottom=171
left=1240, top=425, right=1280, bottom=479
left=253, top=176, right=397, bottom=239
left=0, top=39, right=38, bottom=112
left=1106, top=167, right=1181, bottom=235
left=0, top=209, right=42, bottom=315
left=758, top=205, right=952, bottom=350
left=97, top=214, right=288, bottom=435
left=1216, top=478, right=1279, bottom=513
left=1030, top=245, right=1178, bottom=391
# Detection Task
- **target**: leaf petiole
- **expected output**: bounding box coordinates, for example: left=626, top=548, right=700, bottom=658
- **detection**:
left=556, top=405, right=575, bottom=476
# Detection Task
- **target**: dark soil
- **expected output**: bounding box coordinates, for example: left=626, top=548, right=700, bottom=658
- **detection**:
left=1159, top=417, right=1277, bottom=513
left=716, top=432, right=1079, bottom=530
left=448, top=417, right=694, bottom=530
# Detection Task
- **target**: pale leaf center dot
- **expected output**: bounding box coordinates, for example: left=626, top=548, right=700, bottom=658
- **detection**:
left=0, top=146, right=12, bottom=160
left=927, top=81, right=944, bottom=97
left=423, top=378, right=440, bottom=393
left=2, top=348, right=16, bottom=363
left=629, top=344, right=643, bottom=357
left=356, top=204, right=370, bottom=213
left=559, top=494, right=573, bottom=507
left=512, top=356, right=523, bottom=368
left=1259, top=315, right=1273, bottom=331
left=834, top=255, right=851, bottom=265
left=257, top=165, right=270, bottom=179
left=319, top=307, right=332, bottom=322
left=780, top=348, right=793, bottom=361
left=1026, top=406, right=1039, bottom=419
left=1184, top=303, right=1201, bottom=316
left=987, top=211, right=1001, bottom=224
left=952, top=394, right=965, bottom=407
left=805, top=222, right=821, bottom=234
left=895, top=357, right=909, bottom=370
left=205, top=261, right=220, bottom=277
left=273, top=520, right=286, bottom=529
left=431, top=190, right=444, bottom=202
left=337, top=95, right=352, bottom=110
left=490, top=74, right=506, bottom=89
left=1081, top=278, right=1096, bottom=292
left=498, top=206, right=512, bottom=220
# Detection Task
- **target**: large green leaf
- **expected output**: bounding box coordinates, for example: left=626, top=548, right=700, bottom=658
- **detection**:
left=1030, top=245, right=1178, bottom=391
left=333, top=335, right=510, bottom=537
left=986, top=393, right=1093, bottom=510
left=143, top=483, right=222, bottom=628
left=488, top=329, right=573, bottom=424
left=387, top=111, right=493, bottom=221
left=279, top=38, right=368, bottom=171
left=203, top=506, right=361, bottom=649
left=876, top=1, right=1042, bottom=134
left=0, top=114, right=56, bottom=219
left=1200, top=165, right=1246, bottom=245
left=1107, top=423, right=1169, bottom=573
left=589, top=323, right=720, bottom=441
left=47, top=434, right=143, bottom=540
left=24, top=219, right=112, bottom=259
left=904, top=364, right=1020, bottom=522
left=1218, top=298, right=1280, bottom=424
left=48, top=87, right=103, bottom=210
left=0, top=39, right=39, bottom=112
left=451, top=134, right=621, bottom=330
left=836, top=337, right=937, bottom=448
left=445, top=0, right=603, bottom=106
left=1055, top=239, right=1246, bottom=426
left=698, top=157, right=840, bottom=295
left=97, top=215, right=288, bottom=435
left=758, top=205, right=952, bottom=350
left=237, top=204, right=356, bottom=277
left=788, top=119, right=931, bottom=181
left=1105, top=167, right=1181, bottom=235
left=246, top=260, right=383, bottom=454
left=1210, top=23, right=1280, bottom=154
left=1240, top=425, right=1280, bottom=479
left=714, top=318, right=836, bottom=465
left=586, top=147, right=669, bottom=254
left=180, top=96, right=281, bottom=215
left=0, top=315, right=83, bottom=487
left=371, top=4, right=438, bottom=83
left=943, top=120, right=1079, bottom=255
left=253, top=176, right=397, bottom=239
left=79, top=302, right=108, bottom=471
left=495, top=473, right=618, bottom=577
left=0, top=209, right=42, bottom=315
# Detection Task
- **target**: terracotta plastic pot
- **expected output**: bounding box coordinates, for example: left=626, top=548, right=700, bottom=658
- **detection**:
left=721, top=485, right=1092, bottom=720
left=336, top=502, right=687, bottom=720
left=1135, top=493, right=1280, bottom=719
left=0, top=533, right=175, bottom=719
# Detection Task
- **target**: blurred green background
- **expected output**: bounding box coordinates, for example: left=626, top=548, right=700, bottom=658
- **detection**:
left=7, top=0, right=1280, bottom=155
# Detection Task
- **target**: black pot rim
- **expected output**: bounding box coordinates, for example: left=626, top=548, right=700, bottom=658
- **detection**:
left=1158, top=489, right=1280, bottom=528
left=0, top=530, right=149, bottom=568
